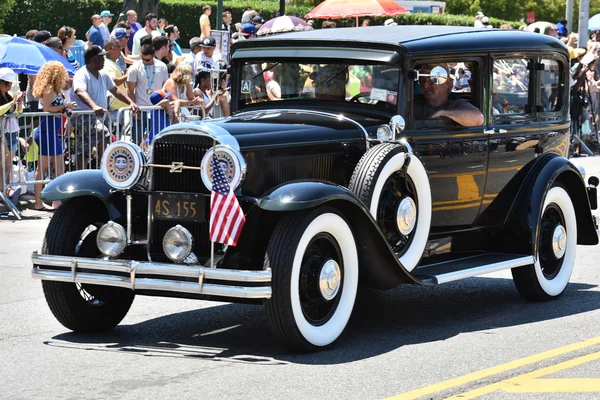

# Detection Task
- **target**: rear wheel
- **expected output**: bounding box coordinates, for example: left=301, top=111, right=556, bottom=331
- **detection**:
left=512, top=186, right=577, bottom=301
left=41, top=198, right=134, bottom=332
left=264, top=207, right=358, bottom=352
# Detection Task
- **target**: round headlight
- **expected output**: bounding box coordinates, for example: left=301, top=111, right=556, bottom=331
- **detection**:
left=96, top=221, right=127, bottom=257
left=163, top=225, right=193, bottom=262
left=101, top=141, right=146, bottom=189
left=377, top=125, right=393, bottom=142
left=200, top=145, right=246, bottom=191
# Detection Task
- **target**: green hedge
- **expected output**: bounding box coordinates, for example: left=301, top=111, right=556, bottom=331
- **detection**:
left=1, top=0, right=523, bottom=48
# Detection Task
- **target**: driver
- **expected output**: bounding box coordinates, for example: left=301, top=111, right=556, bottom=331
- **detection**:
left=310, top=64, right=348, bottom=101
left=414, top=64, right=484, bottom=127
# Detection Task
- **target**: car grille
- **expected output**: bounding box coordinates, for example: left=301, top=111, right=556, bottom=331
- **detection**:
left=150, top=134, right=214, bottom=261
left=151, top=134, right=214, bottom=194
left=264, top=151, right=346, bottom=188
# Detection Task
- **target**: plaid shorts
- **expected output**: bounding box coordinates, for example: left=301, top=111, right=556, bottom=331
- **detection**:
left=71, top=115, right=110, bottom=157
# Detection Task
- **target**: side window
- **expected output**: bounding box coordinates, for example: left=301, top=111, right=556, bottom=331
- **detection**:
left=492, top=59, right=531, bottom=116
left=539, top=59, right=564, bottom=112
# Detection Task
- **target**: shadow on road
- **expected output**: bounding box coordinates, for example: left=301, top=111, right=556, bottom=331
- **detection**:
left=48, top=277, right=600, bottom=365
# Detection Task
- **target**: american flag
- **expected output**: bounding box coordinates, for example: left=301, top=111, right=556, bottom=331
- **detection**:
left=209, top=154, right=246, bottom=246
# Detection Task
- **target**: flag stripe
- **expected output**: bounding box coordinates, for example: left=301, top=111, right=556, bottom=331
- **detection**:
left=209, top=154, right=246, bottom=246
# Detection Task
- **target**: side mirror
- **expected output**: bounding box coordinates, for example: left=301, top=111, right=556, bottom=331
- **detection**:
left=390, top=115, right=406, bottom=136
left=415, top=66, right=449, bottom=85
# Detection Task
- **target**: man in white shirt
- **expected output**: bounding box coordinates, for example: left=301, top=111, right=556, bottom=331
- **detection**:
left=184, top=37, right=203, bottom=77
left=127, top=44, right=169, bottom=144
left=199, top=36, right=216, bottom=70
left=72, top=45, right=138, bottom=167
left=132, top=12, right=161, bottom=56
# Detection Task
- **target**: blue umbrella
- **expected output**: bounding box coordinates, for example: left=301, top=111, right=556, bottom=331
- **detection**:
left=0, top=36, right=76, bottom=75
left=589, top=14, right=600, bottom=31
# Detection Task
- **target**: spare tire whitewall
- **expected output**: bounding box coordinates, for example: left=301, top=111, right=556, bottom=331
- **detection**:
left=349, top=143, right=431, bottom=272
left=264, top=208, right=359, bottom=351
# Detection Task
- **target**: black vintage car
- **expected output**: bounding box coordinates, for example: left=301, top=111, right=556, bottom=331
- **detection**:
left=32, top=26, right=599, bottom=352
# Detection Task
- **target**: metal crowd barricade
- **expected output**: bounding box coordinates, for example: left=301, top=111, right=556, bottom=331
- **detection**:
left=115, top=104, right=206, bottom=145
left=0, top=110, right=113, bottom=219
left=1, top=105, right=206, bottom=220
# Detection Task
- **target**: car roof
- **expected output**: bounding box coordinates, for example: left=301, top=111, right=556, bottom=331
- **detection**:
left=235, top=25, right=568, bottom=55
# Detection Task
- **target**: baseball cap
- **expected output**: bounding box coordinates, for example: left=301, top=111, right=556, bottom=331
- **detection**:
left=33, top=30, right=51, bottom=43
left=112, top=28, right=127, bottom=39
left=100, top=10, right=114, bottom=17
left=150, top=90, right=171, bottom=105
left=201, top=36, right=216, bottom=47
left=0, top=68, right=18, bottom=83
left=241, top=23, right=256, bottom=36
left=189, top=36, right=203, bottom=49
left=84, top=45, right=107, bottom=64
left=252, top=15, right=265, bottom=25
left=384, top=18, right=398, bottom=26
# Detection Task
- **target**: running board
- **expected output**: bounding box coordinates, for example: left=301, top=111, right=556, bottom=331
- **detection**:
left=413, top=253, right=534, bottom=284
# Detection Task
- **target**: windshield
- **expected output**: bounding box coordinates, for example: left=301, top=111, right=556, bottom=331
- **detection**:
left=237, top=61, right=401, bottom=110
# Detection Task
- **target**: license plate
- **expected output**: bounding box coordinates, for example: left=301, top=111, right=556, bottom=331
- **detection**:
left=152, top=193, right=205, bottom=221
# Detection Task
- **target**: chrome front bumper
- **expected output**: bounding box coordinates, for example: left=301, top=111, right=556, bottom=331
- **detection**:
left=31, top=252, right=272, bottom=299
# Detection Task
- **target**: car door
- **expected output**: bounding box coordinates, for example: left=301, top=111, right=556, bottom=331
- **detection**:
left=406, top=57, right=489, bottom=230
left=481, top=54, right=540, bottom=218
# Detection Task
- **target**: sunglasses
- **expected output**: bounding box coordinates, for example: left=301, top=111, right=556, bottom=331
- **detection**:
left=141, top=57, right=154, bottom=63
left=63, top=25, right=70, bottom=33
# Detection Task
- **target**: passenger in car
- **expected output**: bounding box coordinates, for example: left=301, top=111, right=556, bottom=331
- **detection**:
left=414, top=64, right=484, bottom=127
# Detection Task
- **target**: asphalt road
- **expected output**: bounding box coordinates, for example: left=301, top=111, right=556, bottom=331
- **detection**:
left=1, top=157, right=600, bottom=400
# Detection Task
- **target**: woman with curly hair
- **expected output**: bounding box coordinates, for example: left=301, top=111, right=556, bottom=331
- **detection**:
left=32, top=61, right=76, bottom=210
left=57, top=26, right=80, bottom=70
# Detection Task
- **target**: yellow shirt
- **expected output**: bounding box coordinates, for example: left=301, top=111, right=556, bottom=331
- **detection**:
left=102, top=57, right=128, bottom=110
left=200, top=14, right=211, bottom=38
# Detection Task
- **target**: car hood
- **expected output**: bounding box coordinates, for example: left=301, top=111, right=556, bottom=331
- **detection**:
left=204, top=109, right=385, bottom=149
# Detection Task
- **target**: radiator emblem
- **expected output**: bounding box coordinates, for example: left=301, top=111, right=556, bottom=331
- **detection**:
left=169, top=162, right=184, bottom=173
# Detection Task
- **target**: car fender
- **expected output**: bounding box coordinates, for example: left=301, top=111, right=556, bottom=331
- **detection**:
left=489, top=154, right=598, bottom=255
left=256, top=181, right=420, bottom=287
left=41, top=170, right=122, bottom=220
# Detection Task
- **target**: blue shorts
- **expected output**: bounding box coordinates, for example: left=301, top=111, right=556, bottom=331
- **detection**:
left=3, top=132, right=19, bottom=152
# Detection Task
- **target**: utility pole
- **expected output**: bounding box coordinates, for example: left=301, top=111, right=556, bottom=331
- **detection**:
left=578, top=0, right=589, bottom=49
left=280, top=0, right=285, bottom=16
left=217, top=0, right=223, bottom=32
left=566, top=0, right=574, bottom=34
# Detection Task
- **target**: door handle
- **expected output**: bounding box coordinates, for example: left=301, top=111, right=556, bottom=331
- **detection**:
left=483, top=128, right=508, bottom=135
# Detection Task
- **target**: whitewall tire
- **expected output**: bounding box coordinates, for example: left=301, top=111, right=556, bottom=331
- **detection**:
left=512, top=186, right=577, bottom=300
left=264, top=208, right=358, bottom=351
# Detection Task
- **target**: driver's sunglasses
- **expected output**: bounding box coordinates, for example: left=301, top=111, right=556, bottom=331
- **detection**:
left=418, top=72, right=445, bottom=85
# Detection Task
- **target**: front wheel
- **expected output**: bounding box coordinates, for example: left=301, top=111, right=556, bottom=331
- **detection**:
left=41, top=198, right=135, bottom=332
left=264, top=208, right=359, bottom=352
left=512, top=186, right=577, bottom=301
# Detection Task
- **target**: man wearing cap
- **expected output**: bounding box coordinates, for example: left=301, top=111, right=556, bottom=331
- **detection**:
left=111, top=28, right=129, bottom=71
left=414, top=64, right=483, bottom=127
left=241, top=23, right=257, bottom=39
left=99, top=10, right=114, bottom=41
left=184, top=37, right=203, bottom=76
left=199, top=5, right=211, bottom=38
left=132, top=13, right=161, bottom=56
left=87, top=14, right=104, bottom=48
left=72, top=45, right=138, bottom=166
left=199, top=36, right=217, bottom=70
left=474, top=11, right=485, bottom=28
left=252, top=15, right=265, bottom=30
left=127, top=44, right=169, bottom=145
